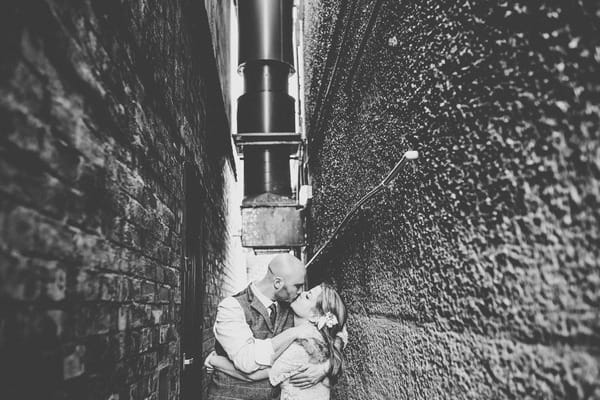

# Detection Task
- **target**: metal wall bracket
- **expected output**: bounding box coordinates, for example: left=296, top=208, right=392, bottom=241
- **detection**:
left=233, top=132, right=302, bottom=154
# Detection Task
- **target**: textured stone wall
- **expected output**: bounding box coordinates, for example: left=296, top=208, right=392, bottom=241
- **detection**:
left=303, top=1, right=600, bottom=399
left=0, top=0, right=233, bottom=399
left=204, top=0, right=231, bottom=122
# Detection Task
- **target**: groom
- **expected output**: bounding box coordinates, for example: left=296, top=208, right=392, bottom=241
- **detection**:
left=207, top=253, right=327, bottom=400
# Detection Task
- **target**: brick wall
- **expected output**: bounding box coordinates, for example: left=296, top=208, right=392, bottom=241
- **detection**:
left=303, top=1, right=600, bottom=399
left=203, top=0, right=231, bottom=121
left=0, top=0, right=234, bottom=399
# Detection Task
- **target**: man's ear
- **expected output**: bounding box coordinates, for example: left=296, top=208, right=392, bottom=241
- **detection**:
left=273, top=277, right=283, bottom=290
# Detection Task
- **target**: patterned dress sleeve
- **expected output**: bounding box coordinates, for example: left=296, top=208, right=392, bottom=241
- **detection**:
left=269, top=342, right=309, bottom=386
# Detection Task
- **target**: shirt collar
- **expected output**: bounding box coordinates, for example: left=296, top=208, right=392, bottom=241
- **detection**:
left=250, top=282, right=275, bottom=309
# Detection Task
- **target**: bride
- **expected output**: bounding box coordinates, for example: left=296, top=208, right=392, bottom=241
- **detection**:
left=206, top=282, right=347, bottom=400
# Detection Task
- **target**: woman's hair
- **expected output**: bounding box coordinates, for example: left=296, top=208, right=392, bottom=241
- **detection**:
left=314, top=282, right=347, bottom=382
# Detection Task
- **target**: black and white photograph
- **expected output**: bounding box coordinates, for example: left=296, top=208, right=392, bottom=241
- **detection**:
left=1, top=0, right=599, bottom=399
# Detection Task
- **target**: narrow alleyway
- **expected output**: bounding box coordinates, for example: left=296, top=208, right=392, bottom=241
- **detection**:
left=1, top=1, right=599, bottom=400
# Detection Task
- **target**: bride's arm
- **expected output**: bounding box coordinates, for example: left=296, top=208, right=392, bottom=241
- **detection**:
left=208, top=354, right=270, bottom=381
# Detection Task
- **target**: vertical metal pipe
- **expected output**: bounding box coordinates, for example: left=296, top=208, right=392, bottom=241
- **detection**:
left=237, top=0, right=294, bottom=70
left=244, top=146, right=292, bottom=196
left=237, top=0, right=295, bottom=199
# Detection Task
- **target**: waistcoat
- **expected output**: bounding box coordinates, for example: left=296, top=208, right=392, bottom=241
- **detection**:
left=208, top=285, right=295, bottom=400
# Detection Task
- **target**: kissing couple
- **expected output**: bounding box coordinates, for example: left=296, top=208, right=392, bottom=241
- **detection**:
left=206, top=253, right=347, bottom=400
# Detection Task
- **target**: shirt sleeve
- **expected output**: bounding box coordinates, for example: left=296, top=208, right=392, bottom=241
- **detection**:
left=269, top=342, right=307, bottom=386
left=213, top=297, right=275, bottom=373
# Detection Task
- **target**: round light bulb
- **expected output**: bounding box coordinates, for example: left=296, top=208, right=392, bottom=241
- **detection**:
left=404, top=150, right=419, bottom=160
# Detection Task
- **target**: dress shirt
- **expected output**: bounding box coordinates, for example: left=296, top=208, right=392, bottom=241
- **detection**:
left=251, top=282, right=276, bottom=313
left=213, top=283, right=277, bottom=373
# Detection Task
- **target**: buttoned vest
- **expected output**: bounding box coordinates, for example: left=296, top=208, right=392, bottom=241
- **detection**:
left=208, top=285, right=295, bottom=400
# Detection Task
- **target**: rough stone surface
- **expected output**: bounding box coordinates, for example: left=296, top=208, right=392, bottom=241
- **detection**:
left=303, top=0, right=600, bottom=398
left=0, top=0, right=233, bottom=399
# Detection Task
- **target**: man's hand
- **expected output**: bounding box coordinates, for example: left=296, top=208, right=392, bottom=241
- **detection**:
left=204, top=351, right=216, bottom=372
left=288, top=362, right=328, bottom=389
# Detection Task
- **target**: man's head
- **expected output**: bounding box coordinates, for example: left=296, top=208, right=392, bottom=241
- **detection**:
left=265, top=254, right=306, bottom=303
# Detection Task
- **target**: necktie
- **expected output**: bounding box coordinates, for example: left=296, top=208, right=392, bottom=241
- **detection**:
left=268, top=303, right=277, bottom=327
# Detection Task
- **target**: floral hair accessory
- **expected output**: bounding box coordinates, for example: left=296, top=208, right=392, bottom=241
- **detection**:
left=316, top=312, right=338, bottom=330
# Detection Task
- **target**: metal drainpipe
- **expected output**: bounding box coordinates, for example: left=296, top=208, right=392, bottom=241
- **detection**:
left=235, top=0, right=305, bottom=249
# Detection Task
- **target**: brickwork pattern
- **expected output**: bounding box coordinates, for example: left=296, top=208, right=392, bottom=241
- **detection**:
left=0, top=0, right=232, bottom=399
left=303, top=0, right=600, bottom=399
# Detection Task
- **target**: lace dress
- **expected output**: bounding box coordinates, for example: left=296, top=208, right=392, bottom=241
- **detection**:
left=269, top=326, right=331, bottom=400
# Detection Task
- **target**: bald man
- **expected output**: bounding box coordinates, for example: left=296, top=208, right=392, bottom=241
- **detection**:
left=208, top=254, right=327, bottom=400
